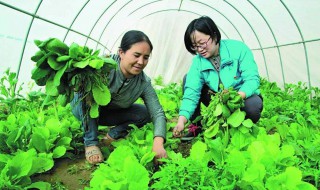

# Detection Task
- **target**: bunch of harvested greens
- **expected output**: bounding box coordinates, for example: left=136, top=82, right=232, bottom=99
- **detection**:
left=30, top=38, right=117, bottom=118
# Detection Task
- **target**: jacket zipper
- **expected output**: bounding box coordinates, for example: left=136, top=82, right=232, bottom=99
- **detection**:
left=217, top=61, right=232, bottom=91
left=117, top=78, right=127, bottom=94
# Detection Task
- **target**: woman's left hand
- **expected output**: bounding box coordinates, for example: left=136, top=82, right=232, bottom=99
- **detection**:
left=238, top=91, right=246, bottom=99
left=152, top=136, right=167, bottom=165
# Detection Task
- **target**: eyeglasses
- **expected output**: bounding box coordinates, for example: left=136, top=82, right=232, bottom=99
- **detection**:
left=191, top=37, right=211, bottom=51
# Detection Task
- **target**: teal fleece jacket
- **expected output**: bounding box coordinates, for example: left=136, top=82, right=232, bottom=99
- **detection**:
left=179, top=39, right=260, bottom=120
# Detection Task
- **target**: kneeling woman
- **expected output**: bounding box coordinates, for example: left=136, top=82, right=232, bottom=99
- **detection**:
left=173, top=16, right=263, bottom=140
left=71, top=30, right=167, bottom=164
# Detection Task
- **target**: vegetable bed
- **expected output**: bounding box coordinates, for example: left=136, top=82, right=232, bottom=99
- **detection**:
left=0, top=69, right=319, bottom=189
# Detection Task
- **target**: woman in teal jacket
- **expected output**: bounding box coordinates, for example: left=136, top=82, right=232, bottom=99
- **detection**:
left=173, top=16, right=263, bottom=140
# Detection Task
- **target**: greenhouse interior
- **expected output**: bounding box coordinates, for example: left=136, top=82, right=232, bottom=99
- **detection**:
left=0, top=0, right=319, bottom=189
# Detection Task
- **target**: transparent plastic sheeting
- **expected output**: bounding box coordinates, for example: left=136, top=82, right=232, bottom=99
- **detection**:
left=1, top=0, right=319, bottom=94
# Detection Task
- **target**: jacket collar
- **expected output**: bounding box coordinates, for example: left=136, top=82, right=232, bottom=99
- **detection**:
left=197, top=40, right=232, bottom=71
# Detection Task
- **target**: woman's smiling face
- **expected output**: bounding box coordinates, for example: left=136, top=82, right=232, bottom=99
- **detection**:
left=119, top=41, right=151, bottom=78
left=191, top=30, right=219, bottom=58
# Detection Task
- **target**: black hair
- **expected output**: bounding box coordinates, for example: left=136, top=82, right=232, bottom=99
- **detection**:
left=120, top=30, right=153, bottom=52
left=184, top=16, right=221, bottom=55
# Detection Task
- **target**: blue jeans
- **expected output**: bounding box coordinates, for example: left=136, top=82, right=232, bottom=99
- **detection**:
left=71, top=93, right=151, bottom=146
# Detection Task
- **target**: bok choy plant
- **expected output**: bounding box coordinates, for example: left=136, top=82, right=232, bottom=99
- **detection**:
left=30, top=38, right=117, bottom=118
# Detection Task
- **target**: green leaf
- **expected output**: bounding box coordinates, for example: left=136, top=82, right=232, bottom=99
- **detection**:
left=133, top=130, right=146, bottom=145
left=227, top=108, right=246, bottom=128
left=140, top=152, right=155, bottom=166
left=31, top=67, right=51, bottom=86
left=56, top=55, right=71, bottom=62
left=242, top=163, right=266, bottom=182
left=204, top=120, right=220, bottom=138
left=225, top=149, right=247, bottom=176
left=45, top=74, right=59, bottom=96
left=9, top=150, right=34, bottom=179
left=26, top=181, right=51, bottom=190
left=45, top=38, right=69, bottom=55
left=69, top=42, right=80, bottom=59
left=190, top=141, right=207, bottom=162
left=89, top=59, right=104, bottom=69
left=238, top=163, right=266, bottom=189
left=31, top=133, right=47, bottom=152
left=101, top=57, right=118, bottom=67
left=6, top=129, right=19, bottom=150
left=231, top=131, right=252, bottom=149
left=47, top=55, right=65, bottom=70
left=123, top=157, right=149, bottom=189
left=30, top=152, right=54, bottom=174
left=296, top=113, right=307, bottom=127
left=277, top=145, right=297, bottom=166
left=53, top=146, right=67, bottom=158
left=37, top=38, right=53, bottom=48
left=92, top=49, right=100, bottom=56
left=206, top=137, right=225, bottom=165
left=53, top=63, right=68, bottom=86
left=107, top=146, right=134, bottom=168
left=92, top=84, right=111, bottom=106
left=242, top=119, right=253, bottom=128
left=58, top=94, right=68, bottom=106
left=307, top=115, right=318, bottom=126
left=90, top=102, right=99, bottom=118
left=222, top=104, right=231, bottom=118
left=239, top=125, right=250, bottom=134
left=45, top=118, right=61, bottom=136
left=213, top=103, right=222, bottom=116
left=31, top=50, right=45, bottom=62
left=34, top=39, right=42, bottom=47
left=73, top=59, right=89, bottom=68
left=265, top=167, right=303, bottom=189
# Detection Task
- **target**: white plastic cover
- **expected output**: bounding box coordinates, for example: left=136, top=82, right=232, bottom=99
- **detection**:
left=1, top=0, right=319, bottom=92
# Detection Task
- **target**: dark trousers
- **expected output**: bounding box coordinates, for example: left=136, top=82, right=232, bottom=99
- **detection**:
left=71, top=92, right=151, bottom=146
left=99, top=104, right=151, bottom=139
left=183, top=75, right=263, bottom=124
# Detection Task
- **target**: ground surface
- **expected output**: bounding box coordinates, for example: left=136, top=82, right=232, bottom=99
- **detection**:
left=32, top=154, right=94, bottom=190
left=32, top=142, right=192, bottom=190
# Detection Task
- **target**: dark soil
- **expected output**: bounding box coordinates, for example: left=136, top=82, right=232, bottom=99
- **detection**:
left=32, top=141, right=193, bottom=190
left=174, top=140, right=193, bottom=156
left=31, top=154, right=96, bottom=190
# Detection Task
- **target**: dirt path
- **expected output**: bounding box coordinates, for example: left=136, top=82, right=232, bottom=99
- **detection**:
left=32, top=154, right=96, bottom=190
left=32, top=141, right=192, bottom=190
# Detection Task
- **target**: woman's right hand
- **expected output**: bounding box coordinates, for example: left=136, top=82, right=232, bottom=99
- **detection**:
left=172, top=123, right=185, bottom=137
left=172, top=116, right=188, bottom=137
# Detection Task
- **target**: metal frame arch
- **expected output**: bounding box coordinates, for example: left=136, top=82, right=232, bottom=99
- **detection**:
left=248, top=0, right=286, bottom=87
left=94, top=0, right=134, bottom=50
left=63, top=0, right=90, bottom=42
left=17, top=0, right=43, bottom=82
left=1, top=0, right=317, bottom=91
left=0, top=0, right=109, bottom=89
left=92, top=0, right=165, bottom=52
left=84, top=0, right=117, bottom=49
left=103, top=0, right=245, bottom=52
left=183, top=0, right=245, bottom=42
left=128, top=0, right=163, bottom=16
left=126, top=0, right=235, bottom=40
left=0, top=0, right=44, bottom=89
left=0, top=1, right=108, bottom=51
left=223, top=0, right=269, bottom=81
left=107, top=9, right=231, bottom=53
left=141, top=9, right=231, bottom=38
left=280, top=0, right=311, bottom=89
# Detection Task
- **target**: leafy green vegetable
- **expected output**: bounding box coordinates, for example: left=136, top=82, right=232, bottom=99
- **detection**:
left=30, top=37, right=117, bottom=118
